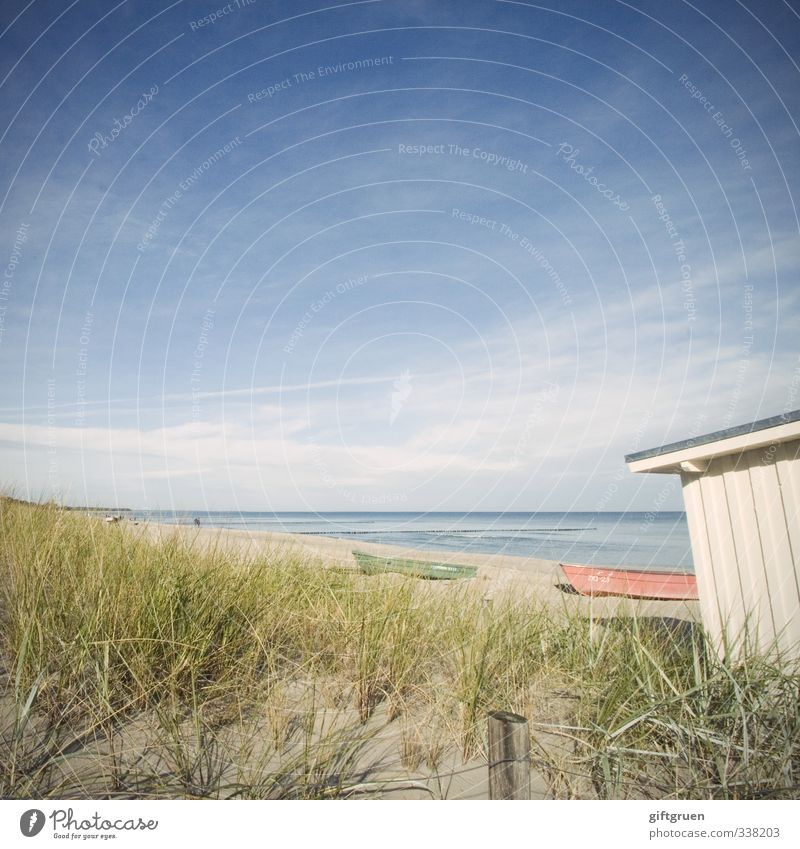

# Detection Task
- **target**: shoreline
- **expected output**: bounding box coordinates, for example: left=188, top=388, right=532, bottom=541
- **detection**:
left=141, top=521, right=701, bottom=622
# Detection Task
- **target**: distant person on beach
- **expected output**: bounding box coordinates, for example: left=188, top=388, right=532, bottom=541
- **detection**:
left=194, top=517, right=200, bottom=527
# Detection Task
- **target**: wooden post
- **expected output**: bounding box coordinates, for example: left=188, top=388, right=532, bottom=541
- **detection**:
left=488, top=711, right=530, bottom=800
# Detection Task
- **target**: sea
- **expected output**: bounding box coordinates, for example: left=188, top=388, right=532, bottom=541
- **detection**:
left=133, top=511, right=693, bottom=572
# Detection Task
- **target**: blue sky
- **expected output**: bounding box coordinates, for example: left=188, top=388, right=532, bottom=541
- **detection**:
left=0, top=0, right=798, bottom=510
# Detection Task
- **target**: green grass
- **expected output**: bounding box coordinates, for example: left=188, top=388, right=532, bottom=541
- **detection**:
left=0, top=498, right=797, bottom=799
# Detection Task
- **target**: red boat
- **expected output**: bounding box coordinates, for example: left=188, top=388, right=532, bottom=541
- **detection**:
left=560, top=563, right=698, bottom=601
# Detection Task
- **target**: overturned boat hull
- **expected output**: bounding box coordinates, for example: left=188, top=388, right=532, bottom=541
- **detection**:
left=353, top=550, right=477, bottom=580
left=560, top=563, right=698, bottom=600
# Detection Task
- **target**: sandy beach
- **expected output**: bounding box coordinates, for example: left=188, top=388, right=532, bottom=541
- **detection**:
left=142, top=520, right=701, bottom=623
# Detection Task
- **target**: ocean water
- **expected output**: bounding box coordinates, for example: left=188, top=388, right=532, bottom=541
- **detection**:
left=137, top=511, right=693, bottom=572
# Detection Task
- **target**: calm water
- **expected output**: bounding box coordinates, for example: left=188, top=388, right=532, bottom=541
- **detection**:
left=137, top=511, right=693, bottom=571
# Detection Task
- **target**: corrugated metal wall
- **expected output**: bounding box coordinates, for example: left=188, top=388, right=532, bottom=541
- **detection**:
left=680, top=438, right=800, bottom=659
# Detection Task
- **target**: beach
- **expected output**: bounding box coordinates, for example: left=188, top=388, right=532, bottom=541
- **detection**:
left=142, top=520, right=702, bottom=623
left=6, top=500, right=794, bottom=802
left=129, top=520, right=702, bottom=799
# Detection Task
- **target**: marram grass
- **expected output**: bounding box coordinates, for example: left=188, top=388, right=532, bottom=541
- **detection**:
left=1, top=498, right=797, bottom=799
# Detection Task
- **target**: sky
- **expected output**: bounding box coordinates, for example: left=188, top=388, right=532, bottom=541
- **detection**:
left=0, top=0, right=798, bottom=511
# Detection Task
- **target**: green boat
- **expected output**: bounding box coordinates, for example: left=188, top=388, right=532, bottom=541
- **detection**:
left=352, top=550, right=477, bottom=580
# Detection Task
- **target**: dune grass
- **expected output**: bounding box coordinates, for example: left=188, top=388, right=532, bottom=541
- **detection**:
left=0, top=498, right=797, bottom=799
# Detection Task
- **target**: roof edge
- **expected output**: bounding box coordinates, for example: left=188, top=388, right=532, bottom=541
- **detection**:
left=625, top=409, right=800, bottom=464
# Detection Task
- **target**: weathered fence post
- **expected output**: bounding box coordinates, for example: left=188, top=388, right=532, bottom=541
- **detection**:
left=487, top=711, right=530, bottom=800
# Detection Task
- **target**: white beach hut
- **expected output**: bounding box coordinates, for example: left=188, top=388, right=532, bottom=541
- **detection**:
left=626, top=411, right=800, bottom=660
